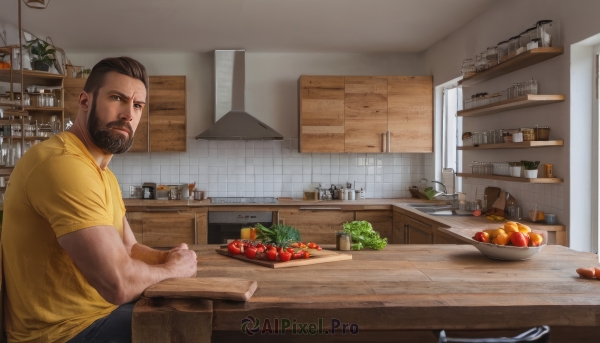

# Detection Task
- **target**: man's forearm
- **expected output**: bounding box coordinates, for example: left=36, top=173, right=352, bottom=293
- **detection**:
left=130, top=243, right=168, bottom=265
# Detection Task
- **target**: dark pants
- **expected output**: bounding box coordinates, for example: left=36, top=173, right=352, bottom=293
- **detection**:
left=67, top=301, right=136, bottom=343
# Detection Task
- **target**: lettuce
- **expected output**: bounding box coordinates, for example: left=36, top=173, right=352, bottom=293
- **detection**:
left=342, top=221, right=387, bottom=250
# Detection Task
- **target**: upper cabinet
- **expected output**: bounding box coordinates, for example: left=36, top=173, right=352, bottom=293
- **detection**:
left=64, top=75, right=186, bottom=152
left=298, top=75, right=433, bottom=153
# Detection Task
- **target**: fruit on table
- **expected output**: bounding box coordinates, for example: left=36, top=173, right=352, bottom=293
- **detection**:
left=492, top=233, right=510, bottom=245
left=473, top=231, right=490, bottom=243
left=483, top=229, right=495, bottom=236
left=576, top=268, right=595, bottom=279
left=278, top=251, right=292, bottom=262
left=490, top=228, right=506, bottom=239
left=517, top=223, right=531, bottom=233
left=510, top=232, right=528, bottom=247
left=528, top=232, right=543, bottom=247
left=228, top=240, right=244, bottom=255
left=503, top=222, right=519, bottom=233
left=244, top=246, right=257, bottom=259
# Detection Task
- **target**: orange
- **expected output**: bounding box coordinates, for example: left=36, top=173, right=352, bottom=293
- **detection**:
left=491, top=228, right=506, bottom=239
left=483, top=229, right=496, bottom=236
left=529, top=232, right=544, bottom=246
left=517, top=223, right=531, bottom=233
left=503, top=222, right=519, bottom=233
left=493, top=233, right=510, bottom=245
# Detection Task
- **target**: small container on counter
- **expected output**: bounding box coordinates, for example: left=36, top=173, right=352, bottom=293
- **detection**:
left=545, top=213, right=557, bottom=224
left=336, top=231, right=352, bottom=251
left=497, top=40, right=509, bottom=64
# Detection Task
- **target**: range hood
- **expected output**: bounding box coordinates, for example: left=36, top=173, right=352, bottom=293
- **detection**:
left=196, top=50, right=283, bottom=140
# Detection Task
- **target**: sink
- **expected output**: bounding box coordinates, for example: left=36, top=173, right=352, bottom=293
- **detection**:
left=405, top=203, right=472, bottom=216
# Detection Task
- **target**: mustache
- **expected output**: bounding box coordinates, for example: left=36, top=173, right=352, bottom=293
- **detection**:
left=105, top=121, right=133, bottom=135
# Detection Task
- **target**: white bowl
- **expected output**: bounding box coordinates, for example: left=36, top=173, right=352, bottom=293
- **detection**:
left=447, top=229, right=547, bottom=261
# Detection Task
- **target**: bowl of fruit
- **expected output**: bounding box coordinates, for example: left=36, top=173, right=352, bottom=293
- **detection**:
left=468, top=222, right=547, bottom=261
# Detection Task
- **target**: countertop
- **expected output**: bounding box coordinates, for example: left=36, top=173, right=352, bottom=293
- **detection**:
left=132, top=244, right=599, bottom=342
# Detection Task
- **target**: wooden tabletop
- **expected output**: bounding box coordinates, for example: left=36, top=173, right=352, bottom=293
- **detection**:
left=133, top=244, right=600, bottom=342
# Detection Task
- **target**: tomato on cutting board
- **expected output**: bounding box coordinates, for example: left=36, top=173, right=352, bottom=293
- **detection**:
left=228, top=241, right=243, bottom=255
left=278, top=251, right=292, bottom=262
left=244, top=246, right=257, bottom=259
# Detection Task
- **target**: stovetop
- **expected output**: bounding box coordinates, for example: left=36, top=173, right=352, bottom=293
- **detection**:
left=209, top=197, right=278, bottom=204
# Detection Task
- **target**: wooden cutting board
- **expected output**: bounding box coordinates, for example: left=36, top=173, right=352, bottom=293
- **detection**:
left=484, top=187, right=501, bottom=210
left=144, top=277, right=257, bottom=301
left=215, top=247, right=352, bottom=268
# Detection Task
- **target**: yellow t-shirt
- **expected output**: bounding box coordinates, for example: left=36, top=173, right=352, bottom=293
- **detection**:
left=2, top=132, right=125, bottom=343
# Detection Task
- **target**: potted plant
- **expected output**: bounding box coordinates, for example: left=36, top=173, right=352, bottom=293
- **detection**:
left=82, top=68, right=92, bottom=78
left=509, top=162, right=522, bottom=177
left=521, top=160, right=540, bottom=178
left=26, top=38, right=56, bottom=72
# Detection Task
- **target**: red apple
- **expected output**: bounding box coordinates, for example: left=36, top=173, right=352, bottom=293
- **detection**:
left=510, top=232, right=528, bottom=247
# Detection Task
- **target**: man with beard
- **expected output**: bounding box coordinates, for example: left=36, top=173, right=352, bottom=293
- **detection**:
left=1, top=57, right=198, bottom=343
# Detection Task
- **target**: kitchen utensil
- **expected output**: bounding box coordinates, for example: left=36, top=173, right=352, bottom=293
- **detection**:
left=193, top=190, right=205, bottom=201
left=144, top=277, right=258, bottom=302
left=215, top=246, right=352, bottom=268
left=142, top=182, right=157, bottom=200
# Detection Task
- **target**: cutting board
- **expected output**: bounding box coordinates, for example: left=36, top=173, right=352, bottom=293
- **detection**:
left=216, top=247, right=352, bottom=269
left=484, top=187, right=501, bottom=210
left=144, top=277, right=257, bottom=301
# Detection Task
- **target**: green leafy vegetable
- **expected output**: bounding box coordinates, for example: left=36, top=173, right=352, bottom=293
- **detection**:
left=342, top=221, right=387, bottom=250
left=255, top=223, right=302, bottom=248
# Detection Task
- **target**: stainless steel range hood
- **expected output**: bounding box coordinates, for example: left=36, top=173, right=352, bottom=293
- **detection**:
left=196, top=50, right=283, bottom=140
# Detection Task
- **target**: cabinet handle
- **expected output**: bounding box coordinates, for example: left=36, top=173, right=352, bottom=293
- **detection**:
left=145, top=208, right=183, bottom=213
left=406, top=216, right=432, bottom=228
left=194, top=215, right=198, bottom=245
left=387, top=131, right=391, bottom=153
left=299, top=207, right=342, bottom=211
left=382, top=133, right=387, bottom=153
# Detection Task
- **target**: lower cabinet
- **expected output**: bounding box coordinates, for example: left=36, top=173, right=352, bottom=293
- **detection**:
left=356, top=210, right=393, bottom=243
left=126, top=208, right=208, bottom=248
left=392, top=210, right=466, bottom=245
left=277, top=209, right=355, bottom=244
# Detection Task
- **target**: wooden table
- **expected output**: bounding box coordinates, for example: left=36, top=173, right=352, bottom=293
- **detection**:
left=132, top=244, right=600, bottom=342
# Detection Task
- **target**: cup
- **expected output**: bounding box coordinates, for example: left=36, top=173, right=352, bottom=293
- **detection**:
left=512, top=132, right=523, bottom=142
left=545, top=213, right=557, bottom=224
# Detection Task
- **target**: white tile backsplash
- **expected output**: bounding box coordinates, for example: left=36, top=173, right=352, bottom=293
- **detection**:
left=113, top=138, right=432, bottom=199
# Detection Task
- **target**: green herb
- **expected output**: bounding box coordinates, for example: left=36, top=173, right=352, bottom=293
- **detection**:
left=26, top=38, right=56, bottom=68
left=520, top=160, right=540, bottom=170
left=255, top=223, right=302, bottom=248
left=342, top=221, right=387, bottom=251
left=509, top=161, right=522, bottom=167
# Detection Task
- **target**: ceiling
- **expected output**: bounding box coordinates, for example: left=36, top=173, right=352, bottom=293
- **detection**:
left=0, top=0, right=495, bottom=53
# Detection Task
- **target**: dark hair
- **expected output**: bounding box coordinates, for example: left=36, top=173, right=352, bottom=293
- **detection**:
left=83, top=56, right=148, bottom=95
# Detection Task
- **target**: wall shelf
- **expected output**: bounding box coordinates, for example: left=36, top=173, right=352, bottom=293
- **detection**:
left=457, top=173, right=563, bottom=184
left=457, top=94, right=564, bottom=117
left=23, top=106, right=63, bottom=112
left=458, top=140, right=564, bottom=150
left=0, top=69, right=65, bottom=86
left=459, top=47, right=564, bottom=87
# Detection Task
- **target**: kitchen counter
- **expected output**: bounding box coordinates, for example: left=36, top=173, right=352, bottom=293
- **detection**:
left=132, top=244, right=600, bottom=343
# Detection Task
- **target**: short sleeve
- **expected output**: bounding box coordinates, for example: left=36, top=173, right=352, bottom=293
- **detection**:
left=26, top=155, right=115, bottom=237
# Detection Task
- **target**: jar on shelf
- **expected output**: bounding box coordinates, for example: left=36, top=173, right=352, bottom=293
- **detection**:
left=517, top=30, right=530, bottom=55
left=535, top=126, right=550, bottom=141
left=461, top=59, right=476, bottom=78
left=536, top=20, right=555, bottom=47
left=520, top=128, right=535, bottom=141
left=527, top=38, right=541, bottom=51
left=476, top=51, right=489, bottom=72
left=488, top=130, right=496, bottom=144
left=486, top=46, right=498, bottom=68
left=497, top=40, right=509, bottom=64
left=508, top=36, right=520, bottom=59
left=525, top=27, right=537, bottom=45
left=526, top=79, right=539, bottom=95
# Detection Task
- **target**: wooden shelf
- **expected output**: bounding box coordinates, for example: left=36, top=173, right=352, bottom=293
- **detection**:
left=457, top=94, right=564, bottom=117
left=23, top=106, right=63, bottom=112
left=457, top=173, right=563, bottom=183
left=459, top=47, right=564, bottom=87
left=0, top=167, right=14, bottom=176
left=458, top=140, right=564, bottom=150
left=0, top=69, right=65, bottom=86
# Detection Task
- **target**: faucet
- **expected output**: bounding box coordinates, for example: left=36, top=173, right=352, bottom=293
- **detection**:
left=431, top=180, right=447, bottom=194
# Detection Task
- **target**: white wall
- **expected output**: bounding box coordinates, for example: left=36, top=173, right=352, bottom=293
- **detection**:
left=423, top=0, right=600, bottom=251
left=66, top=52, right=431, bottom=199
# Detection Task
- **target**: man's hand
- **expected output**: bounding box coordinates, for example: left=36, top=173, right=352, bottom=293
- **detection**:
left=165, top=246, right=198, bottom=278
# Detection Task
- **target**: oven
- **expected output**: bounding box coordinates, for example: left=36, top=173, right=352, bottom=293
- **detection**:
left=207, top=211, right=273, bottom=244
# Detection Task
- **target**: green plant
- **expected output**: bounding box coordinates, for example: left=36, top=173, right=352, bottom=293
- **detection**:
left=26, top=38, right=56, bottom=67
left=83, top=68, right=91, bottom=74
left=509, top=162, right=523, bottom=167
left=520, top=160, right=540, bottom=170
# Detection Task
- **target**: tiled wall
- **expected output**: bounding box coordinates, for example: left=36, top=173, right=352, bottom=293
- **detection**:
left=111, top=138, right=433, bottom=199
left=462, top=179, right=564, bottom=223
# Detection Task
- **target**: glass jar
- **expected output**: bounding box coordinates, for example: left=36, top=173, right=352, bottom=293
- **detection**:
left=479, top=51, right=489, bottom=71
left=461, top=59, right=476, bottom=78
left=535, top=126, right=550, bottom=141
left=486, top=46, right=498, bottom=68
left=521, top=128, right=535, bottom=141
left=508, top=36, right=520, bottom=59
left=517, top=31, right=530, bottom=55
left=481, top=131, right=489, bottom=144
left=525, top=27, right=537, bottom=45
left=488, top=130, right=496, bottom=144
left=537, top=20, right=554, bottom=47
left=472, top=132, right=482, bottom=145
left=497, top=40, right=509, bottom=64
left=526, top=79, right=539, bottom=95
left=527, top=38, right=541, bottom=50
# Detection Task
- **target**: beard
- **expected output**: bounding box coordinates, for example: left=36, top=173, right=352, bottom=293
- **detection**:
left=87, top=95, right=135, bottom=154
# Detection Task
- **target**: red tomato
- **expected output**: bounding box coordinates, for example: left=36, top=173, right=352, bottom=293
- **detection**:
left=307, top=242, right=317, bottom=249
left=227, top=241, right=242, bottom=255
left=316, top=246, right=322, bottom=251
left=286, top=247, right=295, bottom=254
left=266, top=249, right=277, bottom=261
left=276, top=246, right=284, bottom=253
left=268, top=246, right=277, bottom=251
left=256, top=243, right=265, bottom=250
left=473, top=232, right=490, bottom=243
left=256, top=246, right=265, bottom=253
left=244, top=246, right=258, bottom=259
left=291, top=252, right=304, bottom=260
left=278, top=251, right=292, bottom=262
left=303, top=251, right=310, bottom=259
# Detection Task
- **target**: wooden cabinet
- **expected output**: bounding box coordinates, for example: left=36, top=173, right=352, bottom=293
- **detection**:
left=278, top=208, right=355, bottom=244
left=388, top=76, right=433, bottom=153
left=299, top=75, right=433, bottom=153
left=64, top=75, right=185, bottom=152
left=126, top=208, right=207, bottom=248
left=356, top=210, right=393, bottom=243
left=344, top=76, right=388, bottom=152
left=393, top=210, right=461, bottom=245
left=298, top=76, right=345, bottom=152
